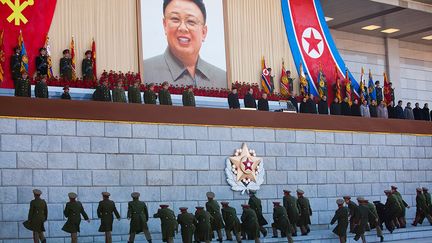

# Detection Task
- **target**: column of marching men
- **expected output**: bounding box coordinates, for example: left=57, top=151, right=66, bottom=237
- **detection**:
left=23, top=186, right=432, bottom=243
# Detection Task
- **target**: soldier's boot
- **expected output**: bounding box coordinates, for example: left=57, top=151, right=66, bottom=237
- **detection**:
left=338, top=236, right=346, bottom=243
left=38, top=232, right=46, bottom=243
left=225, top=229, right=233, bottom=241
left=241, top=231, right=247, bottom=240
left=376, top=222, right=384, bottom=242
left=32, top=232, right=39, bottom=243
left=306, top=225, right=311, bottom=234
left=259, top=226, right=267, bottom=237
left=271, top=226, right=278, bottom=238
left=166, top=237, right=174, bottom=243
left=300, top=226, right=307, bottom=236
left=105, top=231, right=112, bottom=243
left=291, top=225, right=298, bottom=237
left=349, top=220, right=355, bottom=233
left=254, top=237, right=261, bottom=243
left=286, top=232, right=294, bottom=243
left=399, top=217, right=406, bottom=228
left=360, top=234, right=367, bottom=243
left=235, top=231, right=242, bottom=243
left=426, top=214, right=432, bottom=225
left=217, top=229, right=223, bottom=242
left=128, top=232, right=136, bottom=243
left=71, top=233, right=78, bottom=243
left=143, top=229, right=152, bottom=242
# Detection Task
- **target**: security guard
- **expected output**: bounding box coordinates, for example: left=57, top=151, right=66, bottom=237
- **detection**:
left=97, top=192, right=121, bottom=243
left=127, top=192, right=152, bottom=243
left=35, top=47, right=48, bottom=76
left=205, top=192, right=224, bottom=242
left=384, top=190, right=402, bottom=230
left=354, top=197, right=377, bottom=243
left=221, top=202, right=242, bottom=242
left=241, top=204, right=260, bottom=243
left=412, top=188, right=432, bottom=226
left=283, top=190, right=300, bottom=236
left=112, top=79, right=127, bottom=103
left=366, top=198, right=384, bottom=242
left=330, top=199, right=348, bottom=243
left=177, top=207, right=197, bottom=243
left=62, top=192, right=90, bottom=243
left=195, top=206, right=212, bottom=243
left=271, top=201, right=293, bottom=243
left=60, top=49, right=72, bottom=81
left=23, top=189, right=47, bottom=243
left=248, top=191, right=268, bottom=237
left=82, top=50, right=94, bottom=81
left=15, top=71, right=31, bottom=97
left=153, top=205, right=178, bottom=243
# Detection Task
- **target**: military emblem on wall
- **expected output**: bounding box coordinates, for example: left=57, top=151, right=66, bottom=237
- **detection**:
left=225, top=143, right=265, bottom=194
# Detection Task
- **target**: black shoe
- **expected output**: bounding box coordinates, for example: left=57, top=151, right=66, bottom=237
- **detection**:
left=306, top=228, right=310, bottom=234
left=292, top=233, right=297, bottom=237
left=148, top=240, right=152, bottom=243
left=380, top=236, right=384, bottom=242
left=41, top=240, right=46, bottom=243
left=301, top=233, right=307, bottom=236
left=226, top=239, right=233, bottom=241
left=218, top=238, right=223, bottom=242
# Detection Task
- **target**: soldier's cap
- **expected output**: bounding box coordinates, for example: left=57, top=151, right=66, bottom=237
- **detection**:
left=363, top=199, right=369, bottom=203
left=283, top=190, right=291, bottom=194
left=357, top=196, right=365, bottom=202
left=195, top=206, right=204, bottom=210
left=85, top=50, right=92, bottom=55
left=32, top=189, right=42, bottom=195
left=273, top=201, right=281, bottom=206
left=162, top=81, right=169, bottom=86
left=63, top=49, right=70, bottom=55
left=68, top=192, right=78, bottom=199
left=241, top=204, right=250, bottom=208
left=131, top=192, right=140, bottom=198
left=102, top=192, right=111, bottom=197
left=206, top=192, right=215, bottom=199
left=221, top=202, right=229, bottom=206
left=147, top=83, right=155, bottom=88
left=373, top=201, right=381, bottom=204
left=21, top=70, right=28, bottom=75
left=336, top=199, right=344, bottom=205
left=296, top=189, right=304, bottom=194
left=160, top=204, right=169, bottom=208
left=391, top=185, right=398, bottom=189
left=422, top=187, right=428, bottom=191
left=416, top=187, right=423, bottom=192
left=384, top=190, right=391, bottom=194
left=39, top=47, right=47, bottom=52
left=179, top=207, right=188, bottom=212
left=343, top=196, right=351, bottom=200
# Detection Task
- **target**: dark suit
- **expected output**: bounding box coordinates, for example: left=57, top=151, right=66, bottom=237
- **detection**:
left=244, top=93, right=256, bottom=109
left=228, top=93, right=240, bottom=109
left=258, top=98, right=269, bottom=111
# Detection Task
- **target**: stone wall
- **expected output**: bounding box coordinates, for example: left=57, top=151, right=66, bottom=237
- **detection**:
left=0, top=118, right=431, bottom=242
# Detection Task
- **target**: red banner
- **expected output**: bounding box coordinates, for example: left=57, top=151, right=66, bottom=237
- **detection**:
left=0, top=0, right=57, bottom=88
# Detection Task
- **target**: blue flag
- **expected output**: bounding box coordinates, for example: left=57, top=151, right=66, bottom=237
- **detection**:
left=367, top=70, right=376, bottom=102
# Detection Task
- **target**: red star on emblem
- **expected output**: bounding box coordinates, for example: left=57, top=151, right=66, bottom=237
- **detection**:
left=243, top=158, right=253, bottom=171
left=304, top=31, right=322, bottom=54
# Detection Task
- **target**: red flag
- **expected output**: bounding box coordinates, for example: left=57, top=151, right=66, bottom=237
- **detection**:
left=70, top=37, right=76, bottom=80
left=92, top=39, right=97, bottom=79
left=261, top=57, right=272, bottom=94
left=345, top=69, right=352, bottom=106
left=280, top=60, right=289, bottom=97
left=383, top=72, right=392, bottom=104
left=334, top=66, right=342, bottom=103
left=0, top=30, right=4, bottom=83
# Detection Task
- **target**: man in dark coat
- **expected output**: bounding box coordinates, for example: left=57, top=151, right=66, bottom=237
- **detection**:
left=82, top=50, right=94, bottom=81
left=228, top=87, right=240, bottom=109
left=158, top=82, right=173, bottom=105
left=257, top=93, right=269, bottom=111
left=271, top=202, right=293, bottom=243
left=177, top=207, right=196, bottom=243
left=62, top=192, right=90, bottom=243
left=354, top=198, right=377, bottom=243
left=93, top=79, right=111, bottom=102
left=97, top=192, right=121, bottom=243
left=351, top=99, right=361, bottom=116
left=306, top=94, right=317, bottom=114
left=343, top=196, right=358, bottom=233
left=182, top=85, right=196, bottom=107
left=330, top=98, right=341, bottom=115
left=244, top=88, right=257, bottom=109
left=35, top=75, right=49, bottom=98
left=369, top=100, right=378, bottom=118
left=318, top=95, right=329, bottom=114
left=195, top=206, right=212, bottom=243
left=423, top=103, right=430, bottom=121
left=413, top=103, right=423, bottom=120
left=206, top=192, right=224, bottom=242
left=221, top=202, right=241, bottom=242
left=299, top=97, right=308, bottom=113
left=288, top=93, right=298, bottom=112
left=61, top=86, right=72, bottom=100
left=395, top=100, right=405, bottom=119
left=23, top=189, right=47, bottom=243
left=240, top=204, right=260, bottom=242
left=144, top=83, right=157, bottom=104
left=60, top=49, right=72, bottom=81
left=35, top=48, right=48, bottom=76
left=283, top=190, right=299, bottom=236
left=128, top=79, right=142, bottom=104
left=248, top=191, right=268, bottom=237
left=15, top=71, right=31, bottom=97
left=153, top=205, right=178, bottom=243
left=375, top=81, right=383, bottom=104
left=296, top=189, right=312, bottom=235
left=387, top=101, right=397, bottom=119
left=341, top=97, right=351, bottom=116
left=330, top=199, right=348, bottom=243
left=127, top=192, right=152, bottom=243
left=11, top=46, right=22, bottom=94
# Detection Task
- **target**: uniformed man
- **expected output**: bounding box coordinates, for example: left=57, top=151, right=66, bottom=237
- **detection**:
left=60, top=49, right=72, bottom=81
left=62, top=192, right=90, bottom=243
left=391, top=185, right=409, bottom=228
left=128, top=79, right=142, bottom=104
left=35, top=48, right=48, bottom=76
left=195, top=206, right=212, bottom=243
left=412, top=188, right=432, bottom=226
left=354, top=197, right=377, bottom=243
left=286, top=70, right=294, bottom=95
left=343, top=196, right=358, bottom=233
left=15, top=71, right=31, bottom=97
left=423, top=187, right=432, bottom=213
left=366, top=198, right=384, bottom=242
left=23, top=189, right=47, bottom=243
left=97, top=192, right=121, bottom=243
left=228, top=87, right=240, bottom=109
left=153, top=205, right=178, bottom=243
left=112, top=79, right=127, bottom=103
left=221, top=202, right=241, bottom=242
left=82, top=50, right=94, bottom=81
left=330, top=199, right=348, bottom=243
left=271, top=202, right=293, bottom=243
left=93, top=78, right=112, bottom=102
left=11, top=46, right=22, bottom=94
left=35, top=75, right=48, bottom=98
left=240, top=204, right=260, bottom=243
left=182, top=85, right=196, bottom=107
left=127, top=192, right=152, bottom=243
left=283, top=190, right=300, bottom=236
left=248, top=191, right=268, bottom=237
left=205, top=192, right=224, bottom=242
left=61, top=86, right=71, bottom=100
left=384, top=190, right=402, bottom=230
left=177, top=207, right=197, bottom=243
left=144, top=83, right=157, bottom=104
left=297, top=189, right=312, bottom=235
left=159, top=81, right=173, bottom=105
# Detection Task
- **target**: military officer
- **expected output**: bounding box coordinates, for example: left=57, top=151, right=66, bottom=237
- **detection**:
left=158, top=81, right=172, bottom=105
left=248, top=191, right=268, bottom=237
left=182, top=85, right=196, bottom=107
left=241, top=204, right=260, bottom=243
left=62, top=192, right=90, bottom=243
left=153, top=205, right=178, bottom=243
left=82, top=50, right=94, bottom=81
left=221, top=202, right=242, bottom=242
left=286, top=70, right=294, bottom=95
left=35, top=47, right=48, bottom=76
left=412, top=188, right=432, bottom=226
left=343, top=195, right=358, bottom=233
left=195, top=206, right=212, bottom=243
left=97, top=192, right=121, bottom=243
left=93, top=78, right=112, bottom=102
left=385, top=190, right=402, bottom=230
left=330, top=199, right=348, bottom=243
left=23, top=189, right=47, bottom=243
left=60, top=49, right=72, bottom=81
left=11, top=46, right=22, bottom=94
left=391, top=185, right=409, bottom=228
left=354, top=197, right=377, bottom=243
left=61, top=86, right=72, bottom=100
left=112, top=79, right=127, bottom=103
left=15, top=71, right=31, bottom=97
left=35, top=75, right=48, bottom=98
left=297, top=189, right=312, bottom=235
left=205, top=192, right=224, bottom=242
left=177, top=207, right=197, bottom=243
left=424, top=187, right=432, bottom=211
left=271, top=202, right=293, bottom=243
left=283, top=190, right=300, bottom=236
left=366, top=198, right=384, bottom=242
left=128, top=79, right=142, bottom=104
left=144, top=83, right=157, bottom=104
left=127, top=192, right=152, bottom=243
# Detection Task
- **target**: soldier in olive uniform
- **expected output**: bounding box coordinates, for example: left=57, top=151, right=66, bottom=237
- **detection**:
left=283, top=190, right=300, bottom=236
left=153, top=205, right=178, bottom=243
left=128, top=79, right=142, bottom=104
left=61, top=86, right=72, bottom=100
left=82, top=50, right=94, bottom=81
left=62, top=192, right=90, bottom=243
left=241, top=204, right=260, bottom=243
left=248, top=191, right=268, bottom=237
left=343, top=196, right=358, bottom=233
left=391, top=185, right=409, bottom=228
left=15, top=71, right=31, bottom=97
left=159, top=81, right=172, bottom=105
left=112, top=79, right=127, bottom=103
left=330, top=199, right=348, bottom=243
left=182, top=85, right=196, bottom=107
left=35, top=48, right=48, bottom=76
left=23, top=189, right=47, bottom=243
left=221, top=202, right=241, bottom=242
left=412, top=188, right=432, bottom=226
left=11, top=46, right=22, bottom=94
left=354, top=197, right=377, bottom=243
left=271, top=202, right=293, bottom=243
left=424, top=187, right=432, bottom=212
left=195, top=206, right=213, bottom=243
left=177, top=207, right=197, bottom=243
left=60, top=49, right=72, bottom=81
left=384, top=190, right=402, bottom=230
left=366, top=198, right=384, bottom=242
left=144, top=83, right=157, bottom=104
left=35, top=75, right=49, bottom=98
left=93, top=78, right=112, bottom=102
left=297, top=189, right=312, bottom=235
left=97, top=192, right=121, bottom=243
left=205, top=192, right=224, bottom=242
left=127, top=192, right=152, bottom=243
